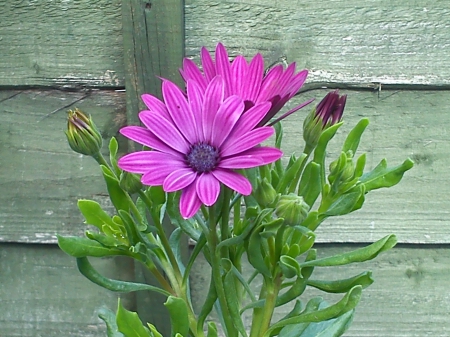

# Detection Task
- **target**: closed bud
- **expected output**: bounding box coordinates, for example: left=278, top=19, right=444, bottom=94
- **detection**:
left=119, top=171, right=143, bottom=194
left=275, top=194, right=310, bottom=226
left=254, top=178, right=279, bottom=208
left=65, top=108, right=103, bottom=156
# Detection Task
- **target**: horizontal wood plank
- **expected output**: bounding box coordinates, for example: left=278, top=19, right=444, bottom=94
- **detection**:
left=0, top=89, right=126, bottom=243
left=185, top=0, right=450, bottom=86
left=190, top=245, right=450, bottom=337
left=0, top=1, right=124, bottom=88
left=0, top=244, right=133, bottom=337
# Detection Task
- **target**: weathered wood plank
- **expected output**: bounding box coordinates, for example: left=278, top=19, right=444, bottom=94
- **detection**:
left=190, top=245, right=450, bottom=337
left=0, top=89, right=126, bottom=243
left=1, top=89, right=449, bottom=244
left=0, top=1, right=124, bottom=88
left=185, top=0, right=450, bottom=86
left=0, top=244, right=125, bottom=337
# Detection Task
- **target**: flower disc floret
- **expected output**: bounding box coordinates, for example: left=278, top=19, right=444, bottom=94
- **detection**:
left=118, top=76, right=283, bottom=218
left=180, top=43, right=313, bottom=126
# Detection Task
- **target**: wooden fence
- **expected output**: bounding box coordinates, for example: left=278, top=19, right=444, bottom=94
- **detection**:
left=1, top=0, right=449, bottom=336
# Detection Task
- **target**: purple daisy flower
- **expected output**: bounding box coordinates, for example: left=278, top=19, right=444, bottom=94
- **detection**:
left=118, top=76, right=283, bottom=218
left=180, top=43, right=313, bottom=127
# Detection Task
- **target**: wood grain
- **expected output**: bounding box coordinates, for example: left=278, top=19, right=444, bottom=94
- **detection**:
left=0, top=0, right=124, bottom=88
left=185, top=0, right=450, bottom=86
left=190, top=245, right=450, bottom=337
left=0, top=244, right=125, bottom=337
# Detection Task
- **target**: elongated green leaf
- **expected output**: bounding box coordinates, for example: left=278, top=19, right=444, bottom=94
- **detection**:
left=342, top=118, right=369, bottom=154
left=279, top=309, right=354, bottom=337
left=109, top=137, right=121, bottom=176
left=300, top=235, right=397, bottom=268
left=76, top=257, right=171, bottom=296
left=207, top=322, right=218, bottom=337
left=307, top=271, right=373, bottom=293
left=98, top=307, right=124, bottom=337
left=265, top=286, right=362, bottom=337
left=116, top=299, right=151, bottom=337
left=101, top=165, right=131, bottom=212
left=277, top=153, right=307, bottom=193
left=164, top=296, right=190, bottom=337
left=58, top=235, right=127, bottom=258
left=222, top=260, right=249, bottom=337
left=280, top=255, right=301, bottom=279
left=324, top=186, right=364, bottom=216
left=167, top=193, right=201, bottom=241
left=86, top=231, right=127, bottom=249
left=298, top=162, right=321, bottom=207
left=359, top=158, right=414, bottom=192
left=78, top=199, right=116, bottom=230
left=247, top=224, right=271, bottom=277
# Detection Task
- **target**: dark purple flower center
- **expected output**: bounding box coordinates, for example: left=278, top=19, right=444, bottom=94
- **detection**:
left=186, top=142, right=220, bottom=173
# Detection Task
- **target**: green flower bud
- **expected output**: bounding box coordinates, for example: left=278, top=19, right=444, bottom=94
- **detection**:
left=65, top=108, right=103, bottom=156
left=329, top=151, right=355, bottom=185
left=275, top=194, right=310, bottom=226
left=254, top=177, right=279, bottom=208
left=119, top=171, right=143, bottom=194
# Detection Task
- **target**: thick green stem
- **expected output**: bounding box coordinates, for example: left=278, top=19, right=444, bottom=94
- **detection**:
left=207, top=205, right=237, bottom=337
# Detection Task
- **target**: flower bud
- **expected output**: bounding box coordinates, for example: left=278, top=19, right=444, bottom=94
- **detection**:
left=303, top=90, right=347, bottom=148
left=65, top=108, right=103, bottom=156
left=254, top=178, right=279, bottom=208
left=275, top=194, right=310, bottom=226
left=119, top=171, right=143, bottom=194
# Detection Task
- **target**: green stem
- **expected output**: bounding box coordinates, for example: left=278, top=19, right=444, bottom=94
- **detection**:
left=207, top=205, right=237, bottom=337
left=220, top=187, right=232, bottom=259
left=138, top=191, right=183, bottom=283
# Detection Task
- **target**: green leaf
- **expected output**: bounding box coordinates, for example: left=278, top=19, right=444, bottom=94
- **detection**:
left=277, top=153, right=307, bottom=193
left=78, top=199, right=116, bottom=231
left=86, top=231, right=127, bottom=248
left=342, top=118, right=369, bottom=154
left=359, top=158, right=414, bottom=192
left=279, top=308, right=354, bottom=337
left=58, top=235, right=126, bottom=258
left=207, top=322, right=218, bottom=337
left=307, top=271, right=374, bottom=293
left=167, top=193, right=201, bottom=241
left=164, top=296, right=190, bottom=337
left=324, top=186, right=364, bottom=216
left=116, top=299, right=152, bottom=337
left=300, top=234, right=397, bottom=268
left=109, top=137, right=121, bottom=176
left=101, top=165, right=131, bottom=212
left=76, top=257, right=171, bottom=296
left=98, top=307, right=124, bottom=337
left=247, top=224, right=271, bottom=277
left=298, top=162, right=321, bottom=207
left=265, top=286, right=362, bottom=337
left=280, top=255, right=301, bottom=278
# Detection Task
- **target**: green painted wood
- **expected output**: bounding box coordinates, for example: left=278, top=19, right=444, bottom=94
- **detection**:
left=0, top=89, right=126, bottom=243
left=1, top=88, right=448, bottom=244
left=0, top=1, right=124, bottom=88
left=185, top=0, right=450, bottom=87
left=190, top=245, right=450, bottom=337
left=0, top=243, right=124, bottom=337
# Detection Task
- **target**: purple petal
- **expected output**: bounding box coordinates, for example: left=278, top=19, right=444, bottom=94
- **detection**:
left=162, top=80, right=199, bottom=144
left=180, top=182, right=202, bottom=219
left=120, top=126, right=180, bottom=155
left=268, top=98, right=315, bottom=126
left=139, top=111, right=190, bottom=154
left=221, top=127, right=274, bottom=157
left=181, top=58, right=207, bottom=92
left=227, top=102, right=271, bottom=140
left=201, top=47, right=216, bottom=81
left=241, top=53, right=263, bottom=102
left=286, top=69, right=308, bottom=97
left=141, top=94, right=170, bottom=120
left=230, top=55, right=247, bottom=96
left=215, top=43, right=233, bottom=97
left=211, top=95, right=245, bottom=147
left=163, top=168, right=197, bottom=192
left=211, top=168, right=252, bottom=195
left=234, top=147, right=283, bottom=165
left=276, top=62, right=296, bottom=96
left=196, top=173, right=220, bottom=206
left=218, top=155, right=264, bottom=169
left=202, top=76, right=224, bottom=141
left=187, top=80, right=205, bottom=141
left=257, top=65, right=283, bottom=102
left=118, top=151, right=185, bottom=185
